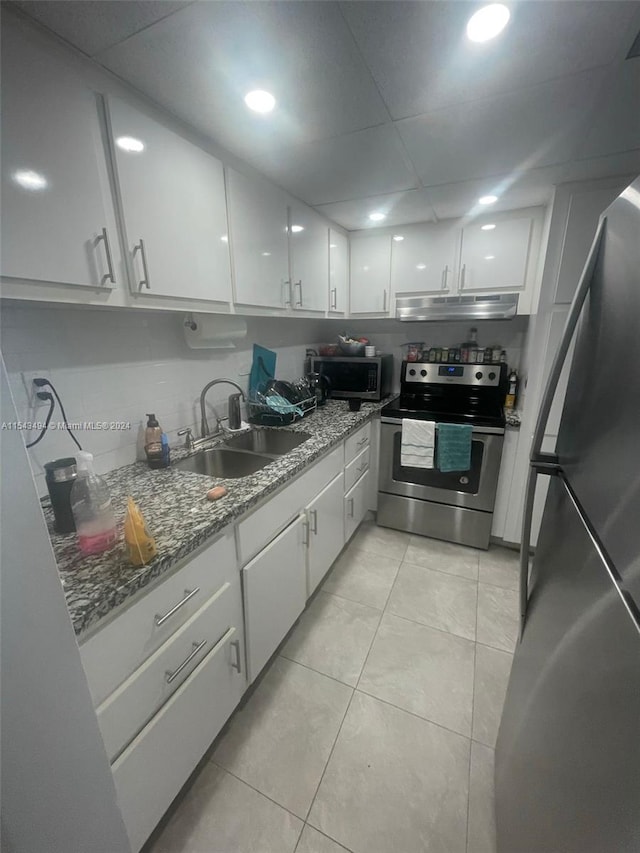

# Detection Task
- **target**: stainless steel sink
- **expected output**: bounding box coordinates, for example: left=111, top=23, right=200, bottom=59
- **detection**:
left=173, top=448, right=274, bottom=479
left=224, top=429, right=312, bottom=456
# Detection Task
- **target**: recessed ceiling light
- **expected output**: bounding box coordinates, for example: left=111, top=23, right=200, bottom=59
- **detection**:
left=369, top=212, right=386, bottom=222
left=116, top=136, right=145, bottom=153
left=466, top=4, right=510, bottom=42
left=220, top=235, right=228, bottom=242
left=393, top=235, right=405, bottom=242
left=416, top=264, right=427, bottom=270
left=13, top=169, right=47, bottom=191
left=244, top=90, right=276, bottom=114
left=485, top=255, right=496, bottom=260
left=290, top=224, right=304, bottom=233
left=481, top=223, right=496, bottom=230
left=261, top=252, right=271, bottom=257
left=479, top=195, right=498, bottom=205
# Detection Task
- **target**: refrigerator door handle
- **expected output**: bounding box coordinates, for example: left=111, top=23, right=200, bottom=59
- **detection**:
left=519, top=217, right=607, bottom=637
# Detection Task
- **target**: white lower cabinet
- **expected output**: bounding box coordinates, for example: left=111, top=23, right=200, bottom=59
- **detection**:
left=111, top=592, right=245, bottom=853
left=344, top=469, right=370, bottom=541
left=306, top=472, right=345, bottom=596
left=242, top=514, right=307, bottom=682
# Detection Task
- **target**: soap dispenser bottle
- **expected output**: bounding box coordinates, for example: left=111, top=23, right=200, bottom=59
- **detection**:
left=70, top=451, right=117, bottom=556
left=144, top=413, right=165, bottom=469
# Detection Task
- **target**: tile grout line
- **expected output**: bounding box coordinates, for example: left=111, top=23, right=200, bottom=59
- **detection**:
left=400, top=557, right=480, bottom=584
left=300, top=823, right=355, bottom=853
left=277, top=653, right=358, bottom=690
left=208, top=759, right=308, bottom=826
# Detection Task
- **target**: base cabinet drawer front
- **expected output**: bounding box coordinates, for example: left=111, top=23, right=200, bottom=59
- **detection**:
left=344, top=445, right=370, bottom=493
left=237, top=444, right=344, bottom=565
left=112, top=623, right=245, bottom=852
left=307, top=472, right=346, bottom=597
left=97, top=577, right=244, bottom=763
left=344, top=470, right=370, bottom=542
left=80, top=529, right=236, bottom=707
left=243, top=515, right=307, bottom=682
left=344, top=422, right=371, bottom=466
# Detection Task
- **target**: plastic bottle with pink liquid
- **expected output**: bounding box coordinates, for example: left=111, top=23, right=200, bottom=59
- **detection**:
left=70, top=451, right=117, bottom=556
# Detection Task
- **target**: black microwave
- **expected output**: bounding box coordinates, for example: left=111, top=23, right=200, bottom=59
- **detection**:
left=310, top=355, right=394, bottom=402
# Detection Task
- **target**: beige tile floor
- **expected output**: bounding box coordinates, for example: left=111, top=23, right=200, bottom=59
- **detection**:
left=149, top=520, right=518, bottom=853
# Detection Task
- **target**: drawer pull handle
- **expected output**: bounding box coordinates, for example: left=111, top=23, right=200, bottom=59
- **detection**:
left=357, top=436, right=369, bottom=447
left=165, top=639, right=207, bottom=684
left=347, top=497, right=354, bottom=518
left=357, top=462, right=367, bottom=473
left=155, top=587, right=200, bottom=626
left=230, top=638, right=242, bottom=673
left=310, top=509, right=318, bottom=534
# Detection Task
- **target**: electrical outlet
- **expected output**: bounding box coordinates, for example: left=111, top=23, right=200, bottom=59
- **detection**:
left=237, top=361, right=252, bottom=377
left=21, top=370, right=52, bottom=408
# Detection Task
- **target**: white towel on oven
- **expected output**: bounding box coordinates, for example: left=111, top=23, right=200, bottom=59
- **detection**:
left=401, top=418, right=435, bottom=468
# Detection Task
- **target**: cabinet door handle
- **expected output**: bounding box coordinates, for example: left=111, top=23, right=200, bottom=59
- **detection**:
left=347, top=497, right=354, bottom=517
left=294, top=280, right=303, bottom=307
left=331, top=287, right=337, bottom=310
left=165, top=639, right=207, bottom=684
left=302, top=520, right=309, bottom=546
left=441, top=265, right=448, bottom=290
left=357, top=436, right=369, bottom=448
left=133, top=238, right=151, bottom=290
left=310, top=509, right=318, bottom=534
left=98, top=227, right=116, bottom=285
left=283, top=279, right=292, bottom=307
left=383, top=289, right=387, bottom=312
left=230, top=638, right=242, bottom=673
left=155, top=587, right=200, bottom=626
left=460, top=263, right=466, bottom=290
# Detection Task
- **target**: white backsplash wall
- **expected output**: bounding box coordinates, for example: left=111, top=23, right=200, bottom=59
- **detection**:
left=324, top=317, right=529, bottom=391
left=1, top=303, right=327, bottom=495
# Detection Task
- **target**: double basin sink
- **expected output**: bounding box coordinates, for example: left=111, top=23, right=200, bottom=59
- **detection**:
left=174, top=429, right=312, bottom=479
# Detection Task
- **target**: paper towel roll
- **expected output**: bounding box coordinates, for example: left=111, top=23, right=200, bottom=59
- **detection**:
left=183, top=314, right=248, bottom=349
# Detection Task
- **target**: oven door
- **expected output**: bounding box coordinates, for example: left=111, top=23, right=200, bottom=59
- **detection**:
left=378, top=418, right=504, bottom=512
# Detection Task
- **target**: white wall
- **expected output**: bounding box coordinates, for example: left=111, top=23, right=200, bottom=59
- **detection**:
left=0, top=358, right=131, bottom=853
left=1, top=302, right=328, bottom=495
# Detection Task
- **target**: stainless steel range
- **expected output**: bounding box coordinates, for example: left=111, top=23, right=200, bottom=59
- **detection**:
left=377, top=361, right=507, bottom=549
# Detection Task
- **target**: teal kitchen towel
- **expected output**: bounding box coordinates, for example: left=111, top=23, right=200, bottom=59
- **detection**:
left=437, top=423, right=473, bottom=472
left=249, top=345, right=277, bottom=398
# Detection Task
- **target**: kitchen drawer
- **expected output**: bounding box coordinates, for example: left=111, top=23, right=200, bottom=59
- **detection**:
left=344, top=422, right=371, bottom=466
left=97, top=576, right=244, bottom=763
left=80, top=529, right=236, bottom=707
left=344, top=445, right=370, bottom=493
left=345, top=470, right=370, bottom=542
left=237, top=444, right=343, bottom=565
left=112, top=621, right=245, bottom=852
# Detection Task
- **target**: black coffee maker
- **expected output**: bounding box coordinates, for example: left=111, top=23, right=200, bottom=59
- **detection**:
left=44, top=457, right=77, bottom=533
left=306, top=372, right=331, bottom=407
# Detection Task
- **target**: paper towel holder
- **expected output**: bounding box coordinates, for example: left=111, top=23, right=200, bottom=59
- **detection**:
left=182, top=313, right=248, bottom=349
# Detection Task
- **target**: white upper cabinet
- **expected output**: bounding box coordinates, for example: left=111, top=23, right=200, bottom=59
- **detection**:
left=350, top=233, right=392, bottom=314
left=391, top=221, right=458, bottom=295
left=0, top=18, right=120, bottom=292
left=288, top=203, right=329, bottom=312
left=459, top=216, right=533, bottom=293
left=107, top=97, right=232, bottom=303
left=329, top=229, right=348, bottom=314
left=227, top=168, right=290, bottom=310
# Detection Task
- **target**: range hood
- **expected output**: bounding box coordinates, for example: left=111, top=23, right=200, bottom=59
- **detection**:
left=395, top=292, right=519, bottom=322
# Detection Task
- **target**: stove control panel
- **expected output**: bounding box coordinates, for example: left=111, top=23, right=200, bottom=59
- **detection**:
left=403, top=361, right=504, bottom=388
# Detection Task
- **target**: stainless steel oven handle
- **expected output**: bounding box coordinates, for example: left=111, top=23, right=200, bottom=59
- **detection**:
left=380, top=417, right=504, bottom=435
left=519, top=216, right=607, bottom=638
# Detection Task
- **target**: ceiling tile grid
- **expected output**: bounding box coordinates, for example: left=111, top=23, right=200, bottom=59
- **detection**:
left=11, top=0, right=640, bottom=229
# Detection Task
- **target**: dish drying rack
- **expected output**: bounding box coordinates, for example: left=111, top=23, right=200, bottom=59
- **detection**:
left=247, top=394, right=317, bottom=426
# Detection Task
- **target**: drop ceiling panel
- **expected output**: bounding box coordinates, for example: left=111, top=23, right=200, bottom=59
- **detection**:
left=96, top=0, right=390, bottom=160
left=559, top=150, right=640, bottom=184
left=576, top=60, right=640, bottom=160
left=315, top=189, right=436, bottom=230
left=13, top=0, right=191, bottom=56
left=424, top=170, right=562, bottom=221
left=248, top=124, right=418, bottom=206
left=396, top=68, right=606, bottom=187
left=341, top=0, right=640, bottom=119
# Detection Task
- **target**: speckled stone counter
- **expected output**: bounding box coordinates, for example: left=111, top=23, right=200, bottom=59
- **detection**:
left=49, top=399, right=392, bottom=637
left=505, top=408, right=522, bottom=428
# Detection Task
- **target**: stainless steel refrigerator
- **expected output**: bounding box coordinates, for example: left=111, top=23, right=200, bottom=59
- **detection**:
left=495, top=177, right=640, bottom=853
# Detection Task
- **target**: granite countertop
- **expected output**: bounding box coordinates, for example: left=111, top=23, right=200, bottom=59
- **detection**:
left=50, top=399, right=391, bottom=637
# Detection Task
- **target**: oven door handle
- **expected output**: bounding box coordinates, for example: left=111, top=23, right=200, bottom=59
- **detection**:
left=380, top=417, right=504, bottom=435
